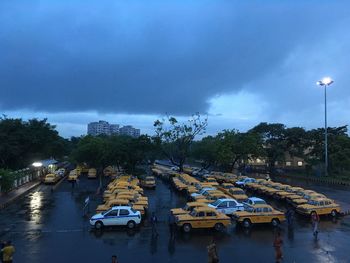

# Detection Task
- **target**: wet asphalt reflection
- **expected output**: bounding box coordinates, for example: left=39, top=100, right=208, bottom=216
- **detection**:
left=0, top=173, right=350, bottom=263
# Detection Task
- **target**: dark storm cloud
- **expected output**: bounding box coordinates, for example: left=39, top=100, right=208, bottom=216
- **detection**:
left=0, top=1, right=349, bottom=115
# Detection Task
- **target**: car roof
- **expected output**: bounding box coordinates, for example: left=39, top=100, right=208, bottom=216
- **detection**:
left=193, top=207, right=217, bottom=212
left=110, top=206, right=132, bottom=210
left=216, top=198, right=238, bottom=202
left=186, top=202, right=207, bottom=206
left=247, top=197, right=265, bottom=201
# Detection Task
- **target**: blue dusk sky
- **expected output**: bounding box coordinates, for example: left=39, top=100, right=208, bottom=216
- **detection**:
left=1, top=1, right=349, bottom=137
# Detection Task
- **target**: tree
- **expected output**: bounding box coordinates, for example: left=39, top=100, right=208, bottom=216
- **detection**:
left=191, top=136, right=220, bottom=169
left=154, top=113, right=208, bottom=172
left=0, top=117, right=68, bottom=170
left=0, top=169, right=14, bottom=193
left=215, top=130, right=264, bottom=172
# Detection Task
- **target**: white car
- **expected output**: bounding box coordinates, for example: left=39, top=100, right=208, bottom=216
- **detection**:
left=208, top=198, right=244, bottom=215
left=243, top=197, right=266, bottom=207
left=191, top=187, right=216, bottom=198
left=235, top=178, right=256, bottom=187
left=90, top=206, right=141, bottom=229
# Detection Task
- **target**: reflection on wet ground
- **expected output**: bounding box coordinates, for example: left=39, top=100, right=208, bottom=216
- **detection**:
left=0, top=173, right=350, bottom=262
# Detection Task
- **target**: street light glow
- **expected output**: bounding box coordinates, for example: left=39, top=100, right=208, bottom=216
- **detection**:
left=317, top=77, right=334, bottom=86
left=32, top=162, right=43, bottom=167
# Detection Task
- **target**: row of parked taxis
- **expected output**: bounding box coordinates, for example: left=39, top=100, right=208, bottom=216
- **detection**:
left=244, top=178, right=341, bottom=217
left=90, top=175, right=150, bottom=230
left=43, top=168, right=66, bottom=184
left=167, top=172, right=286, bottom=232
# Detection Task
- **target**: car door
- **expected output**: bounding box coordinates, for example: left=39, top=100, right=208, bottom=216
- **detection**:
left=228, top=200, right=242, bottom=213
left=118, top=209, right=131, bottom=225
left=216, top=201, right=228, bottom=214
left=103, top=209, right=119, bottom=226
left=195, top=211, right=206, bottom=228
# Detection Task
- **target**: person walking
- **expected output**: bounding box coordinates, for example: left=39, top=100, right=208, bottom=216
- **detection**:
left=207, top=239, right=219, bottom=263
left=150, top=212, right=158, bottom=237
left=1, top=241, right=15, bottom=263
left=311, top=211, right=320, bottom=238
left=111, top=255, right=118, bottom=263
left=168, top=212, right=176, bottom=238
left=285, top=207, right=295, bottom=228
left=273, top=232, right=283, bottom=263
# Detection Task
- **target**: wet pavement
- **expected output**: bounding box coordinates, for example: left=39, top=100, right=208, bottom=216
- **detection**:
left=1, top=173, right=350, bottom=263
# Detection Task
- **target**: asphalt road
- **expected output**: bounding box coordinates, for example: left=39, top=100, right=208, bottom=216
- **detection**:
left=0, top=173, right=349, bottom=263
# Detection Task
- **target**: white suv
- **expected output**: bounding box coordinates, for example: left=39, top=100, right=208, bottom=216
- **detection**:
left=90, top=206, right=141, bottom=229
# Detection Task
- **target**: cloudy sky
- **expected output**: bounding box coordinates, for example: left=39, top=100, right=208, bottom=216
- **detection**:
left=1, top=1, right=350, bottom=137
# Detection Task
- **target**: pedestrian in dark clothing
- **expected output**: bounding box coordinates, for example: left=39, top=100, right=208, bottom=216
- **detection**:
left=311, top=211, right=320, bottom=238
left=207, top=238, right=219, bottom=263
left=150, top=212, right=158, bottom=236
left=111, top=255, right=118, bottom=263
left=273, top=231, right=283, bottom=263
left=1, top=241, right=15, bottom=263
left=285, top=207, right=295, bottom=228
left=168, top=212, right=176, bottom=238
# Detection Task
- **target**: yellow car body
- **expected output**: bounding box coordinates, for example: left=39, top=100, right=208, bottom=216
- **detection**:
left=67, top=170, right=79, bottom=181
left=274, top=186, right=304, bottom=200
left=233, top=204, right=286, bottom=227
left=176, top=207, right=231, bottom=232
left=296, top=198, right=341, bottom=216
left=87, top=168, right=97, bottom=179
left=171, top=202, right=207, bottom=215
left=218, top=183, right=235, bottom=195
left=44, top=173, right=59, bottom=184
left=142, top=176, right=156, bottom=189
left=228, top=188, right=248, bottom=202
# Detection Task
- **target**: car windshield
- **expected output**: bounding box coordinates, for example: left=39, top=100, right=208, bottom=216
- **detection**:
left=183, top=205, right=189, bottom=210
left=101, top=209, right=111, bottom=215
left=130, top=208, right=137, bottom=213
left=210, top=200, right=221, bottom=206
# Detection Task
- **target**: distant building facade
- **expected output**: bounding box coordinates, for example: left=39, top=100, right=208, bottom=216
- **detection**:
left=119, top=125, right=140, bottom=137
left=87, top=121, right=139, bottom=137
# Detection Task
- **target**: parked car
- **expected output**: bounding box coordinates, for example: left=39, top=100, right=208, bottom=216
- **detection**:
left=296, top=198, right=340, bottom=217
left=191, top=187, right=216, bottom=199
left=171, top=202, right=207, bottom=216
left=208, top=198, right=244, bottom=215
left=232, top=204, right=285, bottom=228
left=243, top=197, right=266, bottom=207
left=228, top=187, right=248, bottom=202
left=235, top=178, right=256, bottom=187
left=90, top=206, right=141, bottom=229
left=175, top=207, right=231, bottom=232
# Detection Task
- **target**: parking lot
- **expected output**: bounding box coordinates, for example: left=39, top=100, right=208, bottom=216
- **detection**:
left=0, top=169, right=350, bottom=263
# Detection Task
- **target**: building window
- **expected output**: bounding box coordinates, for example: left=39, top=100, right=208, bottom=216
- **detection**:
left=286, top=161, right=291, bottom=166
left=297, top=161, right=303, bottom=167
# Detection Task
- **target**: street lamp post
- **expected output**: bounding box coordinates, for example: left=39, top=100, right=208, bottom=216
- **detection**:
left=316, top=77, right=334, bottom=176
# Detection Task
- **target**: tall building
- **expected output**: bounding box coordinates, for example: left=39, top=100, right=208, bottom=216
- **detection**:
left=119, top=125, right=141, bottom=138
left=87, top=121, right=140, bottom=137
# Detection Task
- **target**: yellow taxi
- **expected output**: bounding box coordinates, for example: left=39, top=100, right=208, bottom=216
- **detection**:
left=193, top=190, right=223, bottom=201
left=245, top=178, right=265, bottom=191
left=289, top=191, right=326, bottom=207
left=274, top=186, right=304, bottom=200
left=171, top=202, right=207, bottom=216
left=204, top=177, right=219, bottom=186
left=218, top=183, right=235, bottom=195
left=87, top=168, right=97, bottom=179
left=67, top=170, right=79, bottom=181
left=261, top=182, right=284, bottom=196
left=296, top=198, right=341, bottom=217
left=233, top=204, right=285, bottom=228
left=142, top=176, right=156, bottom=189
left=228, top=187, right=248, bottom=202
left=44, top=173, right=59, bottom=184
left=175, top=207, right=231, bottom=232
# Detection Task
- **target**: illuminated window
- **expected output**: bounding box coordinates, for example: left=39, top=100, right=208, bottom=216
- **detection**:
left=297, top=161, right=303, bottom=167
left=286, top=161, right=291, bottom=166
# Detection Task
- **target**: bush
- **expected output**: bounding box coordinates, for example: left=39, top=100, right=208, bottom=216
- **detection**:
left=0, top=169, right=15, bottom=193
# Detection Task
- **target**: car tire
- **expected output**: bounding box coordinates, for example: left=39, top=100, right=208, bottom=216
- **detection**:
left=127, top=220, right=136, bottom=229
left=271, top=218, right=280, bottom=227
left=214, top=223, right=224, bottom=231
left=183, top=223, right=192, bottom=233
left=95, top=221, right=104, bottom=230
left=331, top=210, right=337, bottom=217
left=243, top=219, right=251, bottom=228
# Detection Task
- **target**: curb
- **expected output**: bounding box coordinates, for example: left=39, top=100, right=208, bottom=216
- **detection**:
left=0, top=181, right=41, bottom=210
